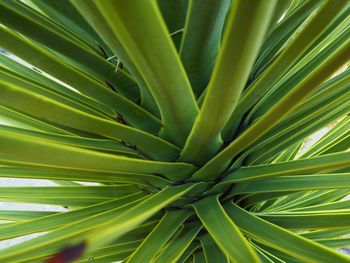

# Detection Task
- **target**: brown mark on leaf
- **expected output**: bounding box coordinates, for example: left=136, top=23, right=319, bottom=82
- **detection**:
left=106, top=81, right=117, bottom=92
left=97, top=44, right=108, bottom=59
left=45, top=242, right=86, bottom=263
left=116, top=115, right=126, bottom=124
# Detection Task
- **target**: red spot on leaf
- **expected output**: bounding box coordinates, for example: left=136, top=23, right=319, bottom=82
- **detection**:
left=46, top=242, right=86, bottom=263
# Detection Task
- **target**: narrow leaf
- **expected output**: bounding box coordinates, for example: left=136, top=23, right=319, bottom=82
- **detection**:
left=193, top=195, right=260, bottom=263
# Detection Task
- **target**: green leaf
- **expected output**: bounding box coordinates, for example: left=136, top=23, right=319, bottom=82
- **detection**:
left=0, top=210, right=58, bottom=222
left=250, top=0, right=322, bottom=80
left=0, top=195, right=146, bottom=262
left=70, top=0, right=160, bottom=117
left=78, top=240, right=141, bottom=263
left=0, top=0, right=141, bottom=103
left=91, top=0, right=199, bottom=146
left=224, top=202, right=350, bottom=263
left=0, top=26, right=160, bottom=133
left=263, top=190, right=350, bottom=212
left=0, top=185, right=139, bottom=199
left=272, top=140, right=304, bottom=162
left=0, top=81, right=179, bottom=161
left=180, top=0, right=276, bottom=165
left=231, top=173, right=350, bottom=194
left=0, top=104, right=71, bottom=135
left=0, top=125, right=140, bottom=157
left=247, top=17, right=350, bottom=125
left=208, top=152, right=350, bottom=196
left=316, top=238, right=350, bottom=249
left=193, top=32, right=350, bottom=180
left=154, top=222, right=202, bottom=263
left=243, top=70, right=350, bottom=165
left=223, top=0, right=349, bottom=138
left=0, top=66, right=113, bottom=121
left=301, top=115, right=350, bottom=158
left=193, top=251, right=206, bottom=263
left=266, top=0, right=294, bottom=34
left=1, top=0, right=350, bottom=261
left=0, top=193, right=144, bottom=241
left=0, top=166, right=170, bottom=189
left=176, top=240, right=200, bottom=263
left=193, top=195, right=260, bottom=263
left=0, top=185, right=142, bottom=206
left=1, top=198, right=106, bottom=207
left=291, top=199, right=350, bottom=212
left=225, top=152, right=350, bottom=183
left=0, top=53, right=114, bottom=119
left=157, top=0, right=188, bottom=50
left=30, top=0, right=110, bottom=53
left=0, top=127, right=195, bottom=181
left=259, top=211, right=350, bottom=230
left=302, top=228, right=350, bottom=240
left=179, top=0, right=230, bottom=97
left=86, top=184, right=198, bottom=252
left=127, top=209, right=191, bottom=263
left=199, top=233, right=229, bottom=263
left=246, top=13, right=350, bottom=130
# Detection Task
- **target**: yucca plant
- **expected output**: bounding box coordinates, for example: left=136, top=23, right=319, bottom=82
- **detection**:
left=0, top=0, right=350, bottom=262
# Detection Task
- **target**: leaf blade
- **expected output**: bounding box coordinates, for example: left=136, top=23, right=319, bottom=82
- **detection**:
left=193, top=195, right=260, bottom=263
